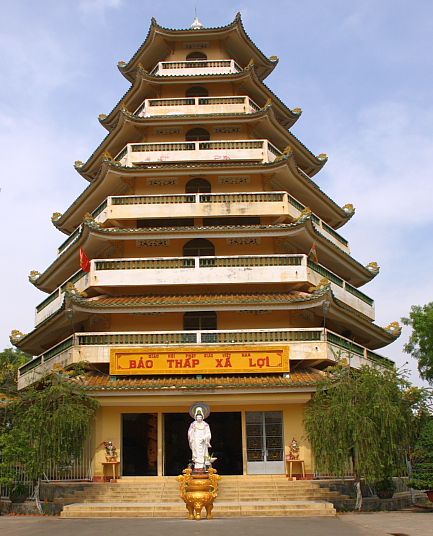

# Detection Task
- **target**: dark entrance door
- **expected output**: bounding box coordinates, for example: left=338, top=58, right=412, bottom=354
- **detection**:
left=164, top=412, right=243, bottom=475
left=122, top=413, right=157, bottom=476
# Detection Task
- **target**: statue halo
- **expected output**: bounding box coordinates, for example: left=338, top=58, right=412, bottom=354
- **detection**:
left=189, top=401, right=210, bottom=419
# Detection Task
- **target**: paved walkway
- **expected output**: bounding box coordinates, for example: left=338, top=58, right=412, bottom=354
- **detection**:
left=0, top=511, right=432, bottom=536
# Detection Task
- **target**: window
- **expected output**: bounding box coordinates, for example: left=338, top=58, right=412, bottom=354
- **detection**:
left=185, top=178, right=211, bottom=193
left=185, top=127, right=210, bottom=141
left=183, top=238, right=215, bottom=257
left=184, top=311, right=217, bottom=331
left=186, top=52, right=207, bottom=61
left=185, top=86, right=209, bottom=98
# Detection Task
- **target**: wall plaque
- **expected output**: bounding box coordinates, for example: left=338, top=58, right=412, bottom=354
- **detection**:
left=146, top=178, right=178, bottom=186
left=214, top=127, right=241, bottom=134
left=136, top=239, right=170, bottom=248
left=155, top=128, right=181, bottom=135
left=218, top=176, right=250, bottom=185
left=226, top=238, right=261, bottom=246
left=185, top=42, right=209, bottom=49
left=110, top=345, right=289, bottom=375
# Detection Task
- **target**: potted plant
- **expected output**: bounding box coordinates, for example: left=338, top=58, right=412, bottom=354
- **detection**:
left=374, top=476, right=396, bottom=499
left=409, top=420, right=433, bottom=502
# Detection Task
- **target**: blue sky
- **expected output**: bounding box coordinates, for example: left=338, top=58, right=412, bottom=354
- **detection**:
left=1, top=0, right=432, bottom=386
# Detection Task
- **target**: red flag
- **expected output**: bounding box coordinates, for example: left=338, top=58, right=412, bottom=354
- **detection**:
left=79, top=248, right=91, bottom=273
left=308, top=242, right=318, bottom=263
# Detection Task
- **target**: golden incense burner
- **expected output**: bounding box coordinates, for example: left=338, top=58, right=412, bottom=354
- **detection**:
left=177, top=467, right=221, bottom=520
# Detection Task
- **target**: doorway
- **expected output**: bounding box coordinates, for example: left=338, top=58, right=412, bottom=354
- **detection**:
left=164, top=412, right=243, bottom=475
left=122, top=413, right=157, bottom=476
left=246, top=411, right=285, bottom=474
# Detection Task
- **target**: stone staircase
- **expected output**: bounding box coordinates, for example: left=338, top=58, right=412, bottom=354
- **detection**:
left=59, top=475, right=344, bottom=518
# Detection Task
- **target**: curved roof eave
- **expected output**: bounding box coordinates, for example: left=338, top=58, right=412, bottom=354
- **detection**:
left=61, top=155, right=350, bottom=236
left=76, top=104, right=320, bottom=183
left=101, top=64, right=300, bottom=134
left=119, top=13, right=277, bottom=83
left=35, top=215, right=375, bottom=294
left=15, top=285, right=397, bottom=355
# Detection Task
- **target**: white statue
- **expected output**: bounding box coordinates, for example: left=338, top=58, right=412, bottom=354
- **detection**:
left=188, top=406, right=211, bottom=469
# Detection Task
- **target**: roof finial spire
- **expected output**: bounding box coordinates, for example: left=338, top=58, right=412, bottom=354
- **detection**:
left=191, top=6, right=204, bottom=29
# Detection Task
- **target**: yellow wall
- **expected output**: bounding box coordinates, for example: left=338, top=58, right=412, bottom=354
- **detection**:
left=159, top=82, right=239, bottom=98
left=132, top=173, right=266, bottom=194
left=93, top=396, right=312, bottom=477
left=167, top=40, right=230, bottom=62
left=142, top=125, right=251, bottom=143
left=97, top=309, right=317, bottom=334
left=122, top=236, right=276, bottom=258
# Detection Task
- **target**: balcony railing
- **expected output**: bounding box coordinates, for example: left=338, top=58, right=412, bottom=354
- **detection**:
left=150, top=59, right=242, bottom=77
left=36, top=251, right=373, bottom=326
left=35, top=270, right=87, bottom=325
left=35, top=254, right=374, bottom=325
left=286, top=194, right=349, bottom=248
left=17, top=327, right=394, bottom=388
left=92, top=191, right=349, bottom=252
left=135, top=95, right=261, bottom=117
left=114, top=139, right=281, bottom=166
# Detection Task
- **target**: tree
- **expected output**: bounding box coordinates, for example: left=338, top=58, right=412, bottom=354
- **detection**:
left=409, top=418, right=433, bottom=493
left=0, top=366, right=99, bottom=503
left=402, top=302, right=433, bottom=384
left=304, top=363, right=417, bottom=509
left=0, top=348, right=30, bottom=392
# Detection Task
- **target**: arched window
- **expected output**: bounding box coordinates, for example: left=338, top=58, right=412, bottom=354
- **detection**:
left=186, top=52, right=207, bottom=61
left=185, top=127, right=210, bottom=141
left=184, top=311, right=217, bottom=331
left=183, top=238, right=215, bottom=257
left=185, top=178, right=211, bottom=193
left=185, top=86, right=209, bottom=98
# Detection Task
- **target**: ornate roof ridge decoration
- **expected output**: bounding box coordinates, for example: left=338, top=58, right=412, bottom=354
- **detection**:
left=366, top=261, right=380, bottom=275
left=51, top=212, right=62, bottom=224
left=64, top=282, right=87, bottom=299
left=28, top=270, right=41, bottom=285
left=383, top=321, right=402, bottom=338
left=100, top=62, right=300, bottom=132
left=342, top=203, right=356, bottom=217
left=10, top=329, right=26, bottom=346
left=119, top=13, right=278, bottom=84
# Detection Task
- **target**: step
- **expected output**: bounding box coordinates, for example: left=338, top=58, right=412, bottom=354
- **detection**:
left=61, top=500, right=336, bottom=518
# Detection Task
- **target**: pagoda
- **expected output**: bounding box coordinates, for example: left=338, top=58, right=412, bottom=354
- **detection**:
left=12, top=14, right=401, bottom=479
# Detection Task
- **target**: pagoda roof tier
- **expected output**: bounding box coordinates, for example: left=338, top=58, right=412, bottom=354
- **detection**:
left=57, top=158, right=351, bottom=235
left=70, top=370, right=322, bottom=394
left=118, top=13, right=278, bottom=84
left=13, top=284, right=398, bottom=356
left=35, top=217, right=375, bottom=295
left=76, top=106, right=324, bottom=182
left=100, top=64, right=301, bottom=135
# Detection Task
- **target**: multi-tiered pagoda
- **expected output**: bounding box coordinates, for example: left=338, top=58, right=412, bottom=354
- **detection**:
left=12, top=14, right=400, bottom=479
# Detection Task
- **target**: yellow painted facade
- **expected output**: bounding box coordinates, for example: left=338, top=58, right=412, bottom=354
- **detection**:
left=15, top=15, right=397, bottom=481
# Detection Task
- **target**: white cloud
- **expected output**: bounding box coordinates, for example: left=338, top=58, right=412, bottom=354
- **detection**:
left=315, top=98, right=433, bottom=386
left=326, top=100, right=433, bottom=228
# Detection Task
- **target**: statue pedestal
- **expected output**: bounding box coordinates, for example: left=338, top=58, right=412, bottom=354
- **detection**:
left=177, top=467, right=221, bottom=520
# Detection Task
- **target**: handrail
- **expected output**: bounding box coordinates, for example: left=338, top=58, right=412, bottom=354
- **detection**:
left=115, top=139, right=282, bottom=164
left=150, top=59, right=242, bottom=75
left=135, top=95, right=260, bottom=116
left=18, top=327, right=393, bottom=377
left=35, top=253, right=374, bottom=318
